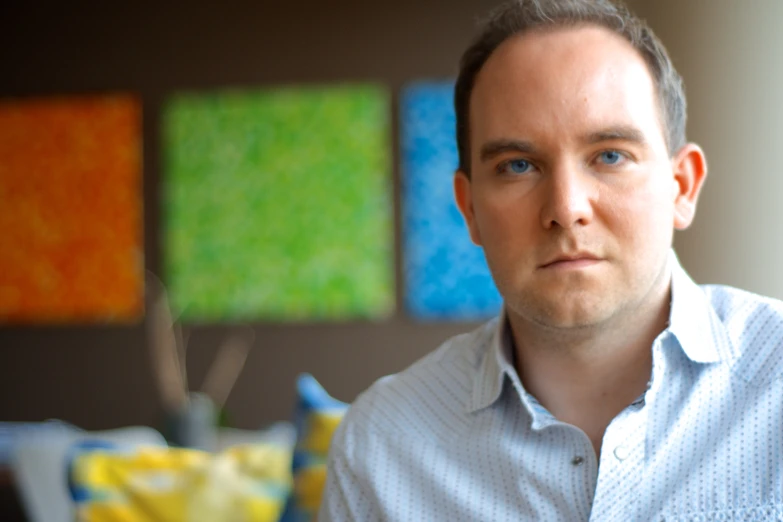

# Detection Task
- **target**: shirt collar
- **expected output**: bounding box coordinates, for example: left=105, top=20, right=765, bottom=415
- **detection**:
left=467, top=311, right=558, bottom=426
left=467, top=249, right=734, bottom=414
left=468, top=310, right=514, bottom=413
left=667, top=250, right=736, bottom=363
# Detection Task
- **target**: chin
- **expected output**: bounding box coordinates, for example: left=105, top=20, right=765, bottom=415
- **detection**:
left=540, top=313, right=606, bottom=330
left=532, top=311, right=603, bottom=330
left=511, top=294, right=612, bottom=330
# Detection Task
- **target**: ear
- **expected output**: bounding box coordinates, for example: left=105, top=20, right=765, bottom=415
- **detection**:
left=454, top=170, right=483, bottom=245
left=671, top=143, right=707, bottom=230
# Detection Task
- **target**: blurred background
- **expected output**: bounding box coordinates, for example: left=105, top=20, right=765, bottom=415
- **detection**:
left=2, top=0, right=783, bottom=518
left=0, top=0, right=507, bottom=434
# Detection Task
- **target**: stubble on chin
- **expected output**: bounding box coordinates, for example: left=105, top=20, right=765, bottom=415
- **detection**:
left=500, top=263, right=625, bottom=333
left=508, top=286, right=612, bottom=332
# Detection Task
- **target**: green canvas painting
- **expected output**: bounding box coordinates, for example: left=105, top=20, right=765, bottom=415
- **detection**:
left=162, top=85, right=393, bottom=321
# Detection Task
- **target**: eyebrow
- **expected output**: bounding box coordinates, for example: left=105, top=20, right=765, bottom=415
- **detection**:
left=479, top=139, right=538, bottom=163
left=478, top=125, right=649, bottom=163
left=583, top=126, right=647, bottom=146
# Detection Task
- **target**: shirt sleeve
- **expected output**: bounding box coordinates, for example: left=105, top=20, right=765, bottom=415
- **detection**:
left=318, top=422, right=380, bottom=522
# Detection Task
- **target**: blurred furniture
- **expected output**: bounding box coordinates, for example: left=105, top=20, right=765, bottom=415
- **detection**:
left=0, top=466, right=25, bottom=522
left=3, top=373, right=347, bottom=522
left=11, top=426, right=166, bottom=522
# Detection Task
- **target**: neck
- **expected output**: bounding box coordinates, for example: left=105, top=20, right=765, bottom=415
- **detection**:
left=509, top=275, right=671, bottom=458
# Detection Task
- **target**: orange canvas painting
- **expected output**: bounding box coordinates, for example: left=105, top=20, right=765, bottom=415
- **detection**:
left=0, top=95, right=143, bottom=323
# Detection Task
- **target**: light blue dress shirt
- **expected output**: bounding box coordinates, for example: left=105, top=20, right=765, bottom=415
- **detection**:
left=320, top=255, right=783, bottom=521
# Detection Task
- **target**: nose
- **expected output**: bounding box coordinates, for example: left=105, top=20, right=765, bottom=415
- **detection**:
left=539, top=165, right=594, bottom=230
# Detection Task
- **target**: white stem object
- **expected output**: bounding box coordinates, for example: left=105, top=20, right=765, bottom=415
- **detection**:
left=201, top=328, right=254, bottom=410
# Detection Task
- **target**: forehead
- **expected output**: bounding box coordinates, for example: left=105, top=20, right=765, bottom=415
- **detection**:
left=469, top=25, right=665, bottom=152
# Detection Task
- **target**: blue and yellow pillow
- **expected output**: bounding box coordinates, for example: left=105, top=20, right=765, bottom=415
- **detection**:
left=67, top=375, right=348, bottom=522
left=281, top=374, right=349, bottom=522
left=68, top=426, right=295, bottom=522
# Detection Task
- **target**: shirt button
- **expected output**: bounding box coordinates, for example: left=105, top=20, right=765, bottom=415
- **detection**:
left=571, top=456, right=584, bottom=466
left=613, top=445, right=630, bottom=461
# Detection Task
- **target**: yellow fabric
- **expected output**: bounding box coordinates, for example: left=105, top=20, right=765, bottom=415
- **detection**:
left=298, top=412, right=343, bottom=455
left=72, top=443, right=292, bottom=522
left=292, top=466, right=327, bottom=512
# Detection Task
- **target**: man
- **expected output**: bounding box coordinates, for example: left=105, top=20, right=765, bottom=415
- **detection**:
left=320, top=0, right=783, bottom=520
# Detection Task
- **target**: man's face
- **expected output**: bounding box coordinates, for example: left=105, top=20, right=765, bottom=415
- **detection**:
left=456, top=25, right=701, bottom=330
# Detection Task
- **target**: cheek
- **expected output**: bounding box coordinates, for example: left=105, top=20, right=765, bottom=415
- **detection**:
left=601, top=182, right=675, bottom=247
left=471, top=191, right=544, bottom=279
left=472, top=188, right=538, bottom=240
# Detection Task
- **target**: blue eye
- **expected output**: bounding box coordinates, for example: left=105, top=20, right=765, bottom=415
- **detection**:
left=599, top=150, right=623, bottom=165
left=506, top=159, right=532, bottom=174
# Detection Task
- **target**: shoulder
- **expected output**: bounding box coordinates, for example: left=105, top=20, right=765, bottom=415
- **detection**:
left=703, top=283, right=783, bottom=320
left=335, top=318, right=498, bottom=447
left=703, top=284, right=783, bottom=383
left=703, top=283, right=783, bottom=336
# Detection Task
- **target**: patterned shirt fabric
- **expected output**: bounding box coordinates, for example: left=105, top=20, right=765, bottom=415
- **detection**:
left=320, top=252, right=783, bottom=521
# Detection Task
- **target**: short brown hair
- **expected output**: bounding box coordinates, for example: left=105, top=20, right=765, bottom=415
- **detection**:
left=455, top=0, right=686, bottom=174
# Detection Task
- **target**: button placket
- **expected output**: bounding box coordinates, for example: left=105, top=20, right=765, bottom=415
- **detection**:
left=589, top=399, right=649, bottom=519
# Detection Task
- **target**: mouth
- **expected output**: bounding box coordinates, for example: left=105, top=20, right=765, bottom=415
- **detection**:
left=539, top=253, right=603, bottom=270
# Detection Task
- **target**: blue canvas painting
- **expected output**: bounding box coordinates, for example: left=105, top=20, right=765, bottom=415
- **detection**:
left=400, top=80, right=502, bottom=320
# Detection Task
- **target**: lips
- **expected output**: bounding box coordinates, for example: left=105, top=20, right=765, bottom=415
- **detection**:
left=539, top=253, right=602, bottom=269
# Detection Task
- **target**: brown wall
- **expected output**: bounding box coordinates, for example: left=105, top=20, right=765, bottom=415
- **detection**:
left=632, top=0, right=783, bottom=300
left=0, top=0, right=503, bottom=430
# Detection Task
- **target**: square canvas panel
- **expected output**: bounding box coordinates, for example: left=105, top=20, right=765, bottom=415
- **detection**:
left=400, top=80, right=502, bottom=320
left=162, top=85, right=393, bottom=321
left=0, top=95, right=144, bottom=323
